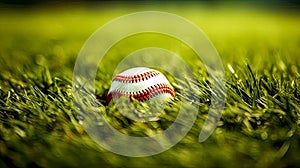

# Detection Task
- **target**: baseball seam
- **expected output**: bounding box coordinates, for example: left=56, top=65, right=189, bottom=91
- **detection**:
left=113, top=70, right=160, bottom=83
left=106, top=83, right=175, bottom=103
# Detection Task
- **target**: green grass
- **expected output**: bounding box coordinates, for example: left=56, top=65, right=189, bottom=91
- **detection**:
left=0, top=3, right=300, bottom=167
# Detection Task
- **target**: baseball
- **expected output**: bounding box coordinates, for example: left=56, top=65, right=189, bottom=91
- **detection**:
left=106, top=67, right=175, bottom=121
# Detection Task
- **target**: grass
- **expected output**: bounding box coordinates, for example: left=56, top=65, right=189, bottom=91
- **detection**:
left=0, top=3, right=300, bottom=167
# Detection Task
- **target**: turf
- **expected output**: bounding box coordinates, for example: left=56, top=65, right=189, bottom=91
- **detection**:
left=0, top=3, right=300, bottom=168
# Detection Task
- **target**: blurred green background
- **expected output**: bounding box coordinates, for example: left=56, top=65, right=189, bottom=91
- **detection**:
left=0, top=0, right=299, bottom=167
left=1, top=1, right=299, bottom=72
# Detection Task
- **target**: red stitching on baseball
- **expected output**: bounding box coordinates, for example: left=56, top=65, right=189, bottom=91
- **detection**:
left=106, top=83, right=175, bottom=103
left=113, top=70, right=160, bottom=83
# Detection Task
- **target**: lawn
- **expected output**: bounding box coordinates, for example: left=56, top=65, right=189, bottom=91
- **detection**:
left=0, top=2, right=299, bottom=167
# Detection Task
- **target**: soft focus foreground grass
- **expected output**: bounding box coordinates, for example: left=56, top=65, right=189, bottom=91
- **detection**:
left=0, top=3, right=300, bottom=167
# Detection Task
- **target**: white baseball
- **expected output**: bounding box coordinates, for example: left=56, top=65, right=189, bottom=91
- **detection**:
left=106, top=67, right=175, bottom=121
left=107, top=67, right=175, bottom=103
